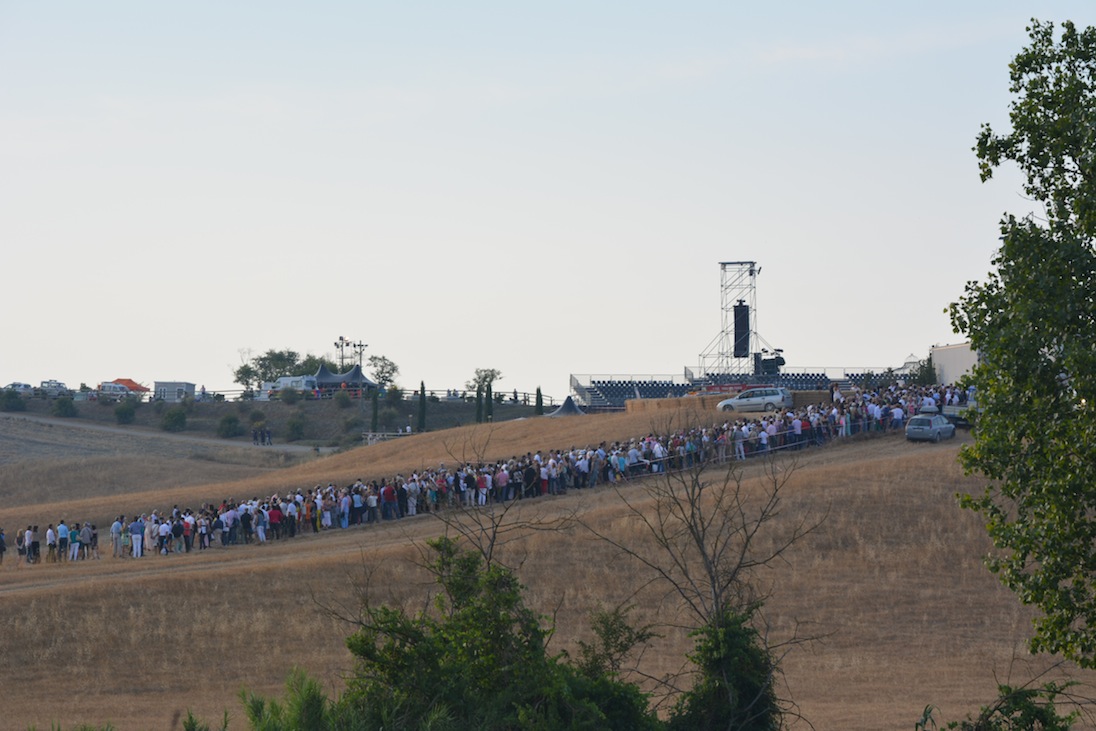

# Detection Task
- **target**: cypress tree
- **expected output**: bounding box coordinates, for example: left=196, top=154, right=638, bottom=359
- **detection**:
left=417, top=381, right=427, bottom=432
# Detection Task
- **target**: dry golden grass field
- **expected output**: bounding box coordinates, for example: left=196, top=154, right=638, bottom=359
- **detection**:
left=1, top=403, right=1093, bottom=730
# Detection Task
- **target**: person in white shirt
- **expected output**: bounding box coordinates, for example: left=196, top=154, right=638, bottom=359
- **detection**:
left=890, top=404, right=905, bottom=429
left=46, top=525, right=57, bottom=563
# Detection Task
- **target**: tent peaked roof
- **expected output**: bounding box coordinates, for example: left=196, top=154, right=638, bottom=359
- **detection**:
left=546, top=395, right=586, bottom=417
left=313, top=364, right=337, bottom=381
left=313, top=363, right=377, bottom=389
left=112, top=378, right=149, bottom=393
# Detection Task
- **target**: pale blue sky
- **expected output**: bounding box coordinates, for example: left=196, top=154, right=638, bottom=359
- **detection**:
left=1, top=2, right=1089, bottom=396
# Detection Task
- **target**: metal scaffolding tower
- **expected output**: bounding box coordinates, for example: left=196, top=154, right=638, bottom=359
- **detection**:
left=697, top=261, right=759, bottom=377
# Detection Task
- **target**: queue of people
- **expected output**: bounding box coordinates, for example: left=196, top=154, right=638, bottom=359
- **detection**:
left=0, top=381, right=967, bottom=567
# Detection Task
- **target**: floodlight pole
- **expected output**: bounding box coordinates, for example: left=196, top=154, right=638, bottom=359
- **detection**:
left=352, top=341, right=368, bottom=368
left=334, top=336, right=349, bottom=370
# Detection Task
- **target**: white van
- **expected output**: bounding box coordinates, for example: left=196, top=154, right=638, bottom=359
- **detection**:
left=255, top=376, right=318, bottom=401
left=97, top=382, right=133, bottom=402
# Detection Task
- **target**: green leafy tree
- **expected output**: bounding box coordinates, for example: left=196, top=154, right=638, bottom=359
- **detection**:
left=918, top=680, right=1079, bottom=730
left=367, top=355, right=399, bottom=390
left=534, top=387, right=544, bottom=415
left=465, top=367, right=502, bottom=394
left=226, top=539, right=659, bottom=731
left=252, top=349, right=300, bottom=383
left=949, top=18, right=1096, bottom=666
left=233, top=348, right=336, bottom=390
left=908, top=355, right=937, bottom=386
left=581, top=424, right=819, bottom=729
left=336, top=537, right=658, bottom=730
left=667, top=610, right=779, bottom=731
left=232, top=362, right=260, bottom=392
left=298, top=353, right=338, bottom=377
left=370, top=389, right=379, bottom=432
left=475, top=385, right=484, bottom=424
left=240, top=668, right=334, bottom=731
left=485, top=382, right=493, bottom=421
left=576, top=604, right=658, bottom=679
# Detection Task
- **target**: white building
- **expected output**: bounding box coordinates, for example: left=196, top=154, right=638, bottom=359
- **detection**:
left=930, top=342, right=978, bottom=385
left=154, top=381, right=196, bottom=403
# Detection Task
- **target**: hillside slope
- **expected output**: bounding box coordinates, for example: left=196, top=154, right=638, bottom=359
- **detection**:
left=0, top=408, right=1089, bottom=730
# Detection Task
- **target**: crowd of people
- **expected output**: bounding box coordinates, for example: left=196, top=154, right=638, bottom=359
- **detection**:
left=0, top=381, right=970, bottom=567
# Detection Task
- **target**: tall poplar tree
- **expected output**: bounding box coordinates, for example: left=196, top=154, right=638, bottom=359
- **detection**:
left=417, top=381, right=427, bottom=433
left=950, top=18, right=1096, bottom=666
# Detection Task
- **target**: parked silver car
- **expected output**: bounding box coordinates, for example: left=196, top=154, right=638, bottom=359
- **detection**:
left=4, top=382, right=34, bottom=397
left=905, top=414, right=956, bottom=442
left=717, top=387, right=794, bottom=413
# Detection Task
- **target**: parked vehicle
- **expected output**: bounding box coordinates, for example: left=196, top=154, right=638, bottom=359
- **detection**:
left=905, top=414, right=956, bottom=442
left=255, top=375, right=319, bottom=401
left=4, top=382, right=34, bottom=397
left=717, top=387, right=794, bottom=413
left=35, top=380, right=72, bottom=399
left=941, top=399, right=979, bottom=428
left=96, top=382, right=133, bottom=402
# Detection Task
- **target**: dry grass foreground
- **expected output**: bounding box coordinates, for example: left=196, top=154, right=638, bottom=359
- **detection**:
left=1, top=404, right=1092, bottom=730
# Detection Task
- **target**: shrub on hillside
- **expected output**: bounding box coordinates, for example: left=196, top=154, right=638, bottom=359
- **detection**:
left=161, top=406, right=187, bottom=432
left=114, top=400, right=136, bottom=424
left=334, top=390, right=352, bottom=409
left=279, top=387, right=301, bottom=405
left=217, top=414, right=244, bottom=439
left=0, top=391, right=27, bottom=412
left=228, top=540, right=657, bottom=730
left=286, top=412, right=306, bottom=442
left=51, top=397, right=78, bottom=418
left=249, top=409, right=266, bottom=424
left=378, top=407, right=400, bottom=431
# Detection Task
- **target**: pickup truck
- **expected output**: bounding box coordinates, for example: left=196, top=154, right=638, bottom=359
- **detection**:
left=35, top=380, right=73, bottom=399
left=942, top=400, right=978, bottom=428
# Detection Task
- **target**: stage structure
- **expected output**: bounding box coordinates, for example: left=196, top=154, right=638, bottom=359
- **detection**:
left=697, top=261, right=760, bottom=377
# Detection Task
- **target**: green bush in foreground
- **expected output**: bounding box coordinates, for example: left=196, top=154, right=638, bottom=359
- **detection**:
left=1, top=391, right=27, bottom=412
left=217, top=414, right=244, bottom=438
left=113, top=400, right=136, bottom=425
left=238, top=538, right=659, bottom=731
left=160, top=406, right=187, bottom=432
left=51, top=397, right=78, bottom=417
left=285, top=413, right=305, bottom=442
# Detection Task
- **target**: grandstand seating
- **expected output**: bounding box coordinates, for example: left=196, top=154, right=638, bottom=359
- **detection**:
left=575, top=372, right=832, bottom=408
